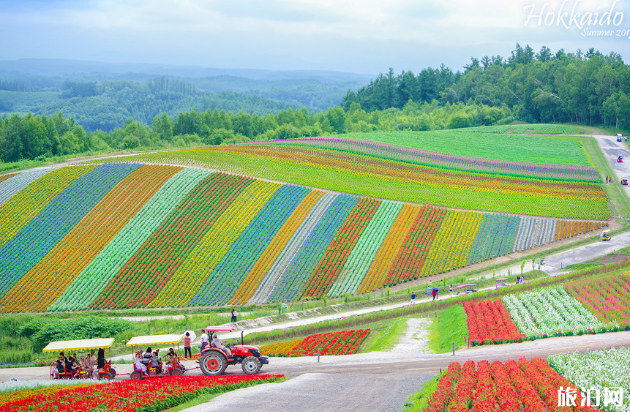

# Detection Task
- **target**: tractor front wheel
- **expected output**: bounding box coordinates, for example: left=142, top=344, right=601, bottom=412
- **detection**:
left=200, top=351, right=227, bottom=376
left=241, top=356, right=261, bottom=375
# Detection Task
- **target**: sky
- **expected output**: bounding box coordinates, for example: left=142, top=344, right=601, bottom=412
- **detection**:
left=0, top=0, right=629, bottom=75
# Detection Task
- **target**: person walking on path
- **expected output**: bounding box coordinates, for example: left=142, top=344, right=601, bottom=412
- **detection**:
left=410, top=292, right=416, bottom=305
left=184, top=332, right=192, bottom=359
left=426, top=285, right=431, bottom=297
left=200, top=329, right=209, bottom=353
left=231, top=308, right=238, bottom=323
left=449, top=285, right=453, bottom=296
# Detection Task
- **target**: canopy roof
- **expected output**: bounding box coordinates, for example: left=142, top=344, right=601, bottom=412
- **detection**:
left=126, top=334, right=184, bottom=347
left=205, top=326, right=233, bottom=332
left=42, top=338, right=115, bottom=353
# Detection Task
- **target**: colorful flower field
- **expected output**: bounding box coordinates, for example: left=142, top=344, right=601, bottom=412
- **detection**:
left=113, top=136, right=610, bottom=219
left=259, top=329, right=370, bottom=357
left=420, top=358, right=599, bottom=412
left=462, top=300, right=526, bottom=345
left=565, top=273, right=630, bottom=325
left=0, top=163, right=608, bottom=312
left=0, top=375, right=283, bottom=412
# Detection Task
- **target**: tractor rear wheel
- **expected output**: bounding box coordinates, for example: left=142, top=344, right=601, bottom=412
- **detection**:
left=200, top=352, right=227, bottom=376
left=241, top=356, right=261, bottom=375
left=99, top=372, right=113, bottom=381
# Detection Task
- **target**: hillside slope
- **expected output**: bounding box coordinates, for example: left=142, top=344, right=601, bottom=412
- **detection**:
left=0, top=163, right=606, bottom=313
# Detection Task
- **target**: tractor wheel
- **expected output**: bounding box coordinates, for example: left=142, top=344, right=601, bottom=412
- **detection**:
left=99, top=372, right=113, bottom=381
left=111, top=369, right=117, bottom=378
left=130, top=371, right=142, bottom=380
left=200, top=352, right=227, bottom=376
left=241, top=356, right=261, bottom=375
left=169, top=368, right=182, bottom=376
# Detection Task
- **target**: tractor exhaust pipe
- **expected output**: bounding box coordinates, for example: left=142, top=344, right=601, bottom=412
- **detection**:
left=241, top=331, right=244, bottom=347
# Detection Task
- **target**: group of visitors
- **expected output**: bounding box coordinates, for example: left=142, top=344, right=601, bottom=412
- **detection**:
left=410, top=281, right=452, bottom=304
left=516, top=275, right=525, bottom=284
left=53, top=349, right=105, bottom=379
left=133, top=347, right=179, bottom=375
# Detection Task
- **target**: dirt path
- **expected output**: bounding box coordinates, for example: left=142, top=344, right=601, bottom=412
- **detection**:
left=391, top=318, right=432, bottom=355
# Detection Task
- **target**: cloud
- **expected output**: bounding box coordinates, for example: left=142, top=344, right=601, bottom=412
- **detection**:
left=0, top=0, right=627, bottom=72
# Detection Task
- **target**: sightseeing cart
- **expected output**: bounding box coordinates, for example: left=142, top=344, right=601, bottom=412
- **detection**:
left=199, top=325, right=268, bottom=376
left=495, top=278, right=508, bottom=289
left=44, top=338, right=117, bottom=380
left=127, top=334, right=187, bottom=380
left=454, top=284, right=477, bottom=295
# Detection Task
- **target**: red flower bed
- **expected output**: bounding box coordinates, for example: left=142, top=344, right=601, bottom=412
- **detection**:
left=287, top=329, right=369, bottom=356
left=423, top=359, right=597, bottom=411
left=463, top=299, right=526, bottom=345
left=565, top=273, right=630, bottom=325
left=0, top=375, right=283, bottom=412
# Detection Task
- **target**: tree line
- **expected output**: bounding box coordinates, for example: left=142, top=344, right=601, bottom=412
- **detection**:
left=0, top=101, right=512, bottom=164
left=343, top=44, right=630, bottom=129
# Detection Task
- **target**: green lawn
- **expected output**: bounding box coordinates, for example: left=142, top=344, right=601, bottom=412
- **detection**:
left=339, top=129, right=592, bottom=166
left=428, top=305, right=468, bottom=353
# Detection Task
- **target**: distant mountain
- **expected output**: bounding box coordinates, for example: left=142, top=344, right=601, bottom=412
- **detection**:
left=0, top=58, right=373, bottom=82
left=0, top=59, right=373, bottom=119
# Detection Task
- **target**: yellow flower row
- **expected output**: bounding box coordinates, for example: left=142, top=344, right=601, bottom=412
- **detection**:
left=259, top=338, right=304, bottom=356
left=0, top=383, right=96, bottom=407
left=150, top=180, right=281, bottom=307
left=418, top=210, right=483, bottom=278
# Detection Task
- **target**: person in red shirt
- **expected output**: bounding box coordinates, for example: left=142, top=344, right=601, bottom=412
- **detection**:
left=184, top=332, right=192, bottom=359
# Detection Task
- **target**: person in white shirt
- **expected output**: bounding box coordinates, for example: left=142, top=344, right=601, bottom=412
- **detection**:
left=134, top=351, right=147, bottom=375
left=200, top=330, right=209, bottom=352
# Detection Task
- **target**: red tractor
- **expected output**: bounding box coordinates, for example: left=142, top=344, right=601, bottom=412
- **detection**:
left=199, top=326, right=268, bottom=375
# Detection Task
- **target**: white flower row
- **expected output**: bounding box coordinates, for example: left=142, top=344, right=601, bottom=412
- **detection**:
left=548, top=347, right=630, bottom=412
left=503, top=286, right=604, bottom=336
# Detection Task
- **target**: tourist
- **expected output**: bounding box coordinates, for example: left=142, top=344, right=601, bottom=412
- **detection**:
left=200, top=329, right=209, bottom=353
left=231, top=308, right=238, bottom=323
left=410, top=292, right=416, bottom=305
left=184, top=332, right=192, bottom=359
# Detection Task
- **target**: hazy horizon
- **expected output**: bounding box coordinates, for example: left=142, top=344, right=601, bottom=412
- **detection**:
left=1, top=0, right=629, bottom=75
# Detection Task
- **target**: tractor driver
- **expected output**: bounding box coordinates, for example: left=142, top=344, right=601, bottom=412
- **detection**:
left=212, top=334, right=232, bottom=358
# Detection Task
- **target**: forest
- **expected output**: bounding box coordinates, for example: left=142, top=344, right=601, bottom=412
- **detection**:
left=343, top=44, right=630, bottom=129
